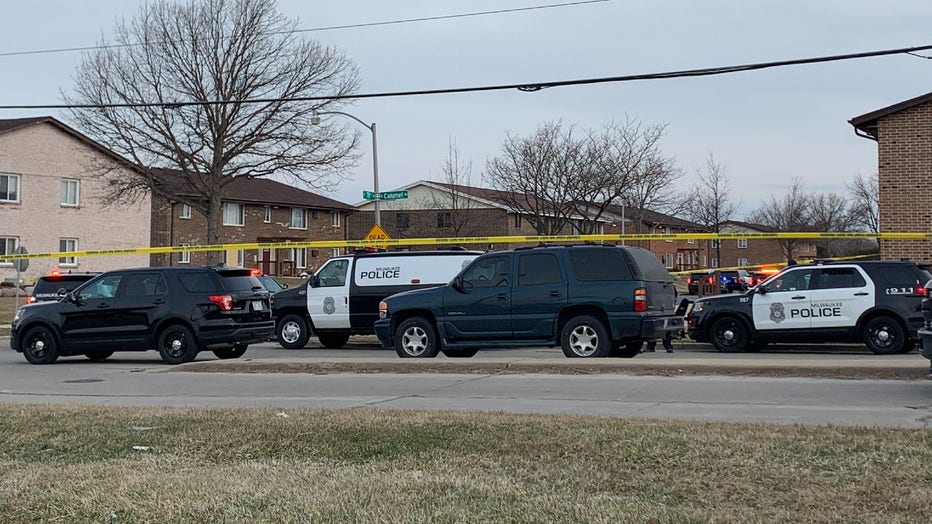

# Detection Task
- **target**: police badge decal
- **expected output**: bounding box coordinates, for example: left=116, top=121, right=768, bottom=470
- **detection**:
left=323, top=296, right=336, bottom=315
left=769, top=302, right=785, bottom=323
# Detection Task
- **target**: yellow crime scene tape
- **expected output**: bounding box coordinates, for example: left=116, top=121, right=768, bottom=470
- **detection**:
left=0, top=231, right=921, bottom=262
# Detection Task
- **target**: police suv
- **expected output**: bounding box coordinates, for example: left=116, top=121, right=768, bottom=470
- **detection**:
left=686, top=260, right=931, bottom=354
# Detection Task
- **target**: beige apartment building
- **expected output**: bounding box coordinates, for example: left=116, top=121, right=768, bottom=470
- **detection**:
left=0, top=117, right=150, bottom=282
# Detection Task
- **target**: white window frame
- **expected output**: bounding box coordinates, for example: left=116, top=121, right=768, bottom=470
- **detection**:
left=222, top=202, right=244, bottom=226
left=291, top=208, right=307, bottom=229
left=737, top=239, right=748, bottom=249
left=293, top=248, right=307, bottom=269
left=663, top=253, right=673, bottom=268
left=0, top=236, right=18, bottom=266
left=687, top=237, right=695, bottom=244
left=0, top=173, right=21, bottom=203
left=331, top=248, right=341, bottom=258
left=180, top=203, right=192, bottom=219
left=59, top=238, right=78, bottom=267
left=263, top=206, right=272, bottom=224
left=711, top=239, right=720, bottom=249
left=331, top=211, right=341, bottom=227
left=60, top=179, right=80, bottom=207
left=179, top=243, right=191, bottom=264
left=676, top=252, right=684, bottom=266
left=514, top=214, right=521, bottom=228
left=737, top=257, right=748, bottom=267
left=664, top=226, right=673, bottom=243
left=711, top=257, right=719, bottom=268
left=236, top=249, right=245, bottom=267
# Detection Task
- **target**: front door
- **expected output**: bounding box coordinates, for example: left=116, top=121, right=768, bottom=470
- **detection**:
left=60, top=273, right=124, bottom=351
left=113, top=272, right=170, bottom=349
left=511, top=252, right=567, bottom=339
left=441, top=254, right=512, bottom=340
left=307, top=258, right=350, bottom=330
left=752, top=267, right=815, bottom=332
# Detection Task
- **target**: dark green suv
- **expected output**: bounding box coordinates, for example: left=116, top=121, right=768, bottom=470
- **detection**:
left=374, top=245, right=683, bottom=358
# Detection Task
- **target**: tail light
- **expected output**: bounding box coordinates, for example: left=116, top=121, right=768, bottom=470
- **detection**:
left=634, top=288, right=647, bottom=312
left=209, top=295, right=233, bottom=311
left=26, top=296, right=35, bottom=304
left=686, top=277, right=693, bottom=285
left=917, top=287, right=928, bottom=296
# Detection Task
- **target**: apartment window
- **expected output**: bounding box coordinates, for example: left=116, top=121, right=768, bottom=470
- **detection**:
left=687, top=237, right=695, bottom=244
left=737, top=257, right=748, bottom=267
left=179, top=243, right=191, bottom=264
left=737, top=239, right=748, bottom=249
left=664, top=226, right=673, bottom=243
left=291, top=208, right=307, bottom=229
left=711, top=239, right=720, bottom=249
left=514, top=214, right=521, bottom=228
left=312, top=210, right=319, bottom=219
left=292, top=248, right=307, bottom=269
left=263, top=206, right=271, bottom=223
left=222, top=203, right=244, bottom=226
left=0, top=236, right=18, bottom=265
left=179, top=203, right=192, bottom=219
left=331, top=211, right=341, bottom=227
left=676, top=252, right=684, bottom=266
left=0, top=173, right=20, bottom=202
left=711, top=257, right=719, bottom=268
left=311, top=249, right=319, bottom=258
left=663, top=253, right=673, bottom=268
left=60, top=179, right=80, bottom=207
left=438, top=211, right=453, bottom=229
left=59, top=238, right=78, bottom=266
left=395, top=212, right=410, bottom=230
left=236, top=249, right=245, bottom=267
left=331, top=248, right=341, bottom=258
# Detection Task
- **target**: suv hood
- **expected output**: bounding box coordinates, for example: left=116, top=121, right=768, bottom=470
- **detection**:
left=385, top=286, right=444, bottom=303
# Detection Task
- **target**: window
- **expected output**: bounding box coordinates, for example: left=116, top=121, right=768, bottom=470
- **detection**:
left=223, top=203, right=244, bottom=226
left=312, top=210, right=319, bottom=219
left=311, top=249, right=319, bottom=258
left=0, top=173, right=20, bottom=202
left=514, top=214, right=522, bottom=228
left=0, top=236, right=18, bottom=266
left=236, top=249, right=245, bottom=267
left=292, top=248, right=307, bottom=269
left=263, top=206, right=271, bottom=223
left=764, top=269, right=814, bottom=293
left=60, top=179, right=80, bottom=206
left=687, top=237, right=695, bottom=244
left=317, top=259, right=349, bottom=287
left=58, top=238, right=78, bottom=266
left=395, top=212, right=410, bottom=230
left=122, top=273, right=167, bottom=297
left=711, top=239, right=720, bottom=249
left=663, top=253, right=673, bottom=268
left=737, top=239, right=748, bottom=249
left=438, top=211, right=453, bottom=229
left=737, top=257, right=748, bottom=266
left=711, top=257, right=719, bottom=268
left=291, top=208, right=307, bottom=229
left=179, top=203, right=192, bottom=219
left=518, top=253, right=562, bottom=286
left=664, top=226, right=673, bottom=242
left=461, top=255, right=509, bottom=288
left=331, top=248, right=341, bottom=258
left=676, top=252, right=684, bottom=266
left=331, top=211, right=341, bottom=227
left=179, top=243, right=191, bottom=264
left=815, top=268, right=866, bottom=290
left=178, top=272, right=218, bottom=293
left=78, top=274, right=122, bottom=299
left=569, top=249, right=631, bottom=281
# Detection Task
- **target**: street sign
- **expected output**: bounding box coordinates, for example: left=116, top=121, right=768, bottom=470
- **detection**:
left=12, top=246, right=28, bottom=273
left=364, top=224, right=390, bottom=249
left=363, top=190, right=408, bottom=201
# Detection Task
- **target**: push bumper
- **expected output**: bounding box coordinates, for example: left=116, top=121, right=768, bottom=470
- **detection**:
left=640, top=315, right=684, bottom=339
left=197, top=319, right=275, bottom=348
left=374, top=319, right=393, bottom=348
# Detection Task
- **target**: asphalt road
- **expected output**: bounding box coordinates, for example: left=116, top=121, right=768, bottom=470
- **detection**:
left=2, top=339, right=931, bottom=428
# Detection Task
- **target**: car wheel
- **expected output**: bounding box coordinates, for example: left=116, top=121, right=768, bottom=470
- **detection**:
left=318, top=332, right=350, bottom=349
left=85, top=350, right=114, bottom=361
left=22, top=326, right=60, bottom=365
left=561, top=315, right=611, bottom=358
left=609, top=341, right=642, bottom=358
left=863, top=316, right=906, bottom=355
left=395, top=317, right=440, bottom=358
left=441, top=347, right=479, bottom=358
left=276, top=314, right=310, bottom=350
left=709, top=316, right=749, bottom=353
left=157, top=324, right=199, bottom=365
left=213, top=344, right=248, bottom=360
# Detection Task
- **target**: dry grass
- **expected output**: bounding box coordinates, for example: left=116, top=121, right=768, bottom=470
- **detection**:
left=0, top=405, right=930, bottom=523
left=0, top=296, right=18, bottom=336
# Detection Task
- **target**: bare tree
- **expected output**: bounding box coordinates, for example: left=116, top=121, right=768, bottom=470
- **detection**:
left=807, top=192, right=855, bottom=257
left=685, top=152, right=738, bottom=266
left=621, top=151, right=682, bottom=247
left=748, top=178, right=812, bottom=263
left=847, top=172, right=880, bottom=233
left=426, top=138, right=485, bottom=236
left=66, top=0, right=360, bottom=263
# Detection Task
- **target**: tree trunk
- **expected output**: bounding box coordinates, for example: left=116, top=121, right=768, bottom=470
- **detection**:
left=205, top=192, right=224, bottom=266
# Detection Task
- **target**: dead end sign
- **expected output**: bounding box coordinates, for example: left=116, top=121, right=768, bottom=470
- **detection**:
left=364, top=224, right=390, bottom=248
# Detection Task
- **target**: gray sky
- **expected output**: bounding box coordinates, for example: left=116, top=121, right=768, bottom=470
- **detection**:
left=2, top=0, right=932, bottom=217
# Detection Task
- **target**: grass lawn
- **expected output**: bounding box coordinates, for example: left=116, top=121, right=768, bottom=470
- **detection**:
left=0, top=295, right=19, bottom=336
left=0, top=405, right=929, bottom=523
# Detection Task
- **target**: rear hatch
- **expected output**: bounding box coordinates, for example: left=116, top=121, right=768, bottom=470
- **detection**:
left=29, top=274, right=97, bottom=303
left=622, top=247, right=677, bottom=314
left=215, top=269, right=272, bottom=322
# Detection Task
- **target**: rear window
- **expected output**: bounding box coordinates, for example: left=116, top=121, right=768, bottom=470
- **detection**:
left=870, top=264, right=928, bottom=288
left=569, top=248, right=632, bottom=281
left=33, top=275, right=94, bottom=294
left=217, top=269, right=264, bottom=292
left=623, top=247, right=672, bottom=282
left=177, top=272, right=220, bottom=293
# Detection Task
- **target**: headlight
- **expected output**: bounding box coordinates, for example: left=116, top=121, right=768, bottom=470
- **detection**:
left=378, top=301, right=388, bottom=319
left=13, top=307, right=23, bottom=323
left=692, top=301, right=706, bottom=313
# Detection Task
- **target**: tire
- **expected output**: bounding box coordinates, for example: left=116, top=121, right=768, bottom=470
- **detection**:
left=85, top=350, right=114, bottom=361
left=213, top=344, right=248, bottom=360
left=862, top=316, right=906, bottom=355
left=442, top=347, right=479, bottom=358
left=709, top=316, right=750, bottom=353
left=276, top=314, right=310, bottom=350
left=395, top=317, right=440, bottom=358
left=560, top=315, right=611, bottom=358
left=318, top=331, right=350, bottom=349
left=899, top=339, right=917, bottom=354
left=609, top=341, right=642, bottom=358
left=157, top=324, right=199, bottom=365
left=22, top=326, right=60, bottom=365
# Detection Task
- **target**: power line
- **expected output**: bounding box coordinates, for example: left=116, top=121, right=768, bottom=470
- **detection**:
left=0, top=0, right=610, bottom=58
left=1, top=43, right=929, bottom=110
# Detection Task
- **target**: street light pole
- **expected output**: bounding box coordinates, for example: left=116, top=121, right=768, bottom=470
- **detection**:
left=312, top=110, right=381, bottom=226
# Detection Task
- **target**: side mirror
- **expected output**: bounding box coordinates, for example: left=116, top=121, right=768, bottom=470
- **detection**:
left=755, top=286, right=767, bottom=295
left=309, top=275, right=319, bottom=288
left=281, top=283, right=289, bottom=290
left=65, top=291, right=79, bottom=303
left=451, top=276, right=470, bottom=293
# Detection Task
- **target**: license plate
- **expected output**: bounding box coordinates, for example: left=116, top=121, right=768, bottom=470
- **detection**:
left=252, top=301, right=264, bottom=311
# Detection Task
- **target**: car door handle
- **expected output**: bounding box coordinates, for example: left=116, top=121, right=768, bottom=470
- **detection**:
left=497, top=293, right=509, bottom=300
left=153, top=299, right=166, bottom=304
left=96, top=303, right=110, bottom=308
left=791, top=295, right=807, bottom=300
left=549, top=291, right=561, bottom=298
left=854, top=292, right=869, bottom=296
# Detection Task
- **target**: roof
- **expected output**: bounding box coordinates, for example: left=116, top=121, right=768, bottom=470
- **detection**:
left=153, top=169, right=353, bottom=211
left=0, top=116, right=138, bottom=171
left=719, top=219, right=778, bottom=232
left=0, top=117, right=49, bottom=134
left=601, top=202, right=706, bottom=230
left=849, top=90, right=932, bottom=139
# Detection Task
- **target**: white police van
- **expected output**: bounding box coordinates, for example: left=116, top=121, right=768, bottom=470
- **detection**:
left=272, top=250, right=482, bottom=349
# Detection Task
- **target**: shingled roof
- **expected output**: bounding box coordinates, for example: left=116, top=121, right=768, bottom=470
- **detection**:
left=849, top=90, right=932, bottom=140
left=0, top=117, right=50, bottom=135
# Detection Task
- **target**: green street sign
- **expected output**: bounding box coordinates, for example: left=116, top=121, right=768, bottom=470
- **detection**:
left=363, top=190, right=408, bottom=200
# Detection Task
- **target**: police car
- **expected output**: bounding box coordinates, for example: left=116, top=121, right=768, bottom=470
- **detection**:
left=686, top=260, right=931, bottom=354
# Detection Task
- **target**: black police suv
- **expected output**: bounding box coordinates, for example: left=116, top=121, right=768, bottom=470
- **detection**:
left=686, top=260, right=930, bottom=354
left=374, top=245, right=683, bottom=359
left=26, top=271, right=99, bottom=304
left=11, top=266, right=274, bottom=365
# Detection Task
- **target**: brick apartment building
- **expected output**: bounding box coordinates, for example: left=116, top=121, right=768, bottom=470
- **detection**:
left=717, top=220, right=816, bottom=269
left=598, top=203, right=711, bottom=272
left=151, top=174, right=353, bottom=275
left=850, top=91, right=932, bottom=263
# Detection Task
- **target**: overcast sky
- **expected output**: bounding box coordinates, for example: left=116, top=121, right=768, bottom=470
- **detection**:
left=3, top=0, right=932, bottom=217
